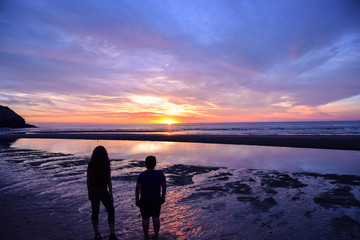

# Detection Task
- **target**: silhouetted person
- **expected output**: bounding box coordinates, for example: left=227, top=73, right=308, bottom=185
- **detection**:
left=87, top=146, right=119, bottom=240
left=136, top=156, right=167, bottom=240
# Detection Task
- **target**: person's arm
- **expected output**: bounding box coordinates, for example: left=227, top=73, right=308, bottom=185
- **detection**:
left=135, top=183, right=141, bottom=207
left=161, top=181, right=167, bottom=204
left=108, top=171, right=113, bottom=202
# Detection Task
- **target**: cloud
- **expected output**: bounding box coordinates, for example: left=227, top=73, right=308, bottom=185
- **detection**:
left=1, top=0, right=360, bottom=123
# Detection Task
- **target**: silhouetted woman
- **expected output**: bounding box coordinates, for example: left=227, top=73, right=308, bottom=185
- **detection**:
left=87, top=146, right=118, bottom=240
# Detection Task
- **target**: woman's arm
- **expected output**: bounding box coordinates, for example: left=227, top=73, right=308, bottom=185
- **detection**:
left=108, top=170, right=113, bottom=201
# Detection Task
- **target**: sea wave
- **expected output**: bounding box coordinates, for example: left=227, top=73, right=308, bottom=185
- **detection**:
left=26, top=121, right=360, bottom=135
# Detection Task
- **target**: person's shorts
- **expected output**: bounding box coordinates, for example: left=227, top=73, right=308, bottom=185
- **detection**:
left=140, top=197, right=162, bottom=219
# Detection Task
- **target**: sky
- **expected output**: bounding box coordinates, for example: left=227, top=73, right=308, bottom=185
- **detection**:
left=1, top=0, right=360, bottom=125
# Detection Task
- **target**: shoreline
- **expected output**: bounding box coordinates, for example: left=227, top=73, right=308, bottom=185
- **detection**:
left=1, top=132, right=359, bottom=151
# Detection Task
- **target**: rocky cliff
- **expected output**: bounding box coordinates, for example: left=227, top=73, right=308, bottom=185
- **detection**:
left=0, top=105, right=36, bottom=128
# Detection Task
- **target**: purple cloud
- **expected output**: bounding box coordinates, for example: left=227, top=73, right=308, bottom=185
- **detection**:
left=1, top=0, right=359, bottom=122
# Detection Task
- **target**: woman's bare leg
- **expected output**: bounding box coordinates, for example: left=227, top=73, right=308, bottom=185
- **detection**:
left=109, top=223, right=115, bottom=234
left=92, top=224, right=99, bottom=235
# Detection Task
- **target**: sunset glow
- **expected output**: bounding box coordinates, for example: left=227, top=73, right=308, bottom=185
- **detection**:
left=160, top=119, right=177, bottom=125
left=1, top=1, right=359, bottom=125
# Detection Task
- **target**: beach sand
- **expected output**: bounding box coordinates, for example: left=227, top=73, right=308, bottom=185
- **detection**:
left=0, top=136, right=360, bottom=239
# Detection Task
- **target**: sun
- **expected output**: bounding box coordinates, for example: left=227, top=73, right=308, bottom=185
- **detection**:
left=160, top=119, right=177, bottom=125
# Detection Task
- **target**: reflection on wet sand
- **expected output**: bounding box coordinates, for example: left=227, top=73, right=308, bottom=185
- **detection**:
left=10, top=138, right=360, bottom=175
left=0, top=142, right=359, bottom=239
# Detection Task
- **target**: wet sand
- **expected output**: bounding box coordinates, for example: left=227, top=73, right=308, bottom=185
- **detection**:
left=1, top=138, right=360, bottom=239
left=1, top=132, right=360, bottom=150
left=1, top=135, right=360, bottom=239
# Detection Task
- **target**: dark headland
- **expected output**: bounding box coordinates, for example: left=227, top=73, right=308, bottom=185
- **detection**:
left=0, top=105, right=36, bottom=129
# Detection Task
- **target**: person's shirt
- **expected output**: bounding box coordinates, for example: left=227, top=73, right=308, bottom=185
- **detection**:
left=137, top=169, right=166, bottom=199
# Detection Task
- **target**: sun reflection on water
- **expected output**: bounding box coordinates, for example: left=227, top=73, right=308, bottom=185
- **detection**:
left=10, top=138, right=360, bottom=175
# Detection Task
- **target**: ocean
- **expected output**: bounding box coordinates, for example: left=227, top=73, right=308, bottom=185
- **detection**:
left=22, top=120, right=360, bottom=135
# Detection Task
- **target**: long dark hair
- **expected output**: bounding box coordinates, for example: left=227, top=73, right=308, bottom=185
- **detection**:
left=87, top=146, right=110, bottom=188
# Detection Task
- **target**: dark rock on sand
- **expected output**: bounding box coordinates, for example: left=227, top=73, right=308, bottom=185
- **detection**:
left=295, top=172, right=360, bottom=186
left=304, top=209, right=316, bottom=219
left=264, top=188, right=278, bottom=195
left=226, top=181, right=253, bottom=194
left=251, top=197, right=278, bottom=212
left=314, top=186, right=360, bottom=209
left=0, top=105, right=36, bottom=128
left=186, top=181, right=253, bottom=202
left=237, top=196, right=278, bottom=212
left=323, top=174, right=360, bottom=186
left=198, top=185, right=229, bottom=193
left=185, top=186, right=229, bottom=201
left=261, top=172, right=307, bottom=188
left=163, top=164, right=220, bottom=186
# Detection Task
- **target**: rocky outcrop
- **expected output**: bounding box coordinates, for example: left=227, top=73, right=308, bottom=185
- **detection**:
left=0, top=105, right=36, bottom=128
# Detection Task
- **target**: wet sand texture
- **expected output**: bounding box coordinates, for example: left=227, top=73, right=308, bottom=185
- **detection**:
left=1, top=144, right=360, bottom=239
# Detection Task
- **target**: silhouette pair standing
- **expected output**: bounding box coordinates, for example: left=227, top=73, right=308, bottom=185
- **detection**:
left=87, top=146, right=167, bottom=240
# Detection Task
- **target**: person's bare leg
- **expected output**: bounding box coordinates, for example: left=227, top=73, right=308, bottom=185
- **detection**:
left=153, top=217, right=160, bottom=239
left=109, top=223, right=115, bottom=234
left=142, top=218, right=150, bottom=239
left=92, top=224, right=99, bottom=235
